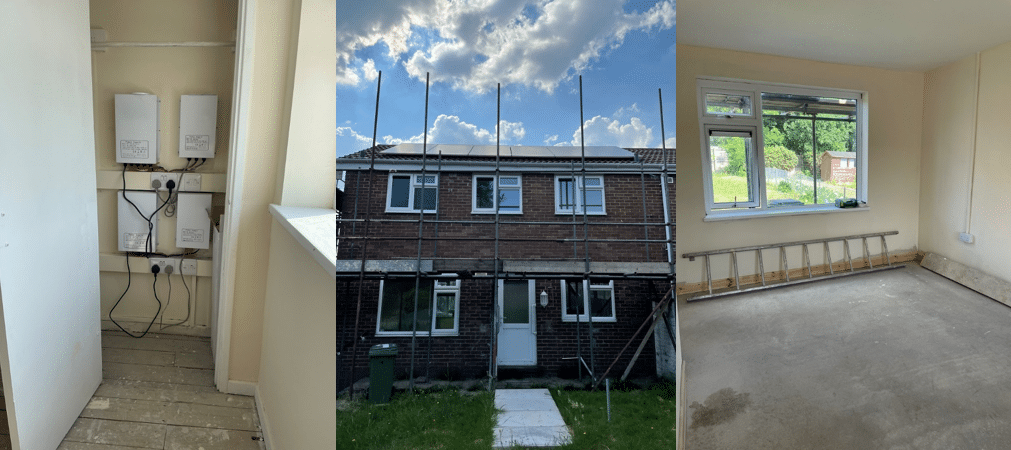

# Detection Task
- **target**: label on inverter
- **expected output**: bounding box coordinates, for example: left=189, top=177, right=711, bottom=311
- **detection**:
left=120, top=140, right=150, bottom=159
left=185, top=135, right=210, bottom=153
left=181, top=228, right=205, bottom=244
left=123, top=233, right=149, bottom=251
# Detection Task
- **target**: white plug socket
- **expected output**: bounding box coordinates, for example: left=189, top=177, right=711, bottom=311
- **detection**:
left=180, top=173, right=202, bottom=192
left=149, top=257, right=181, bottom=274
left=179, top=259, right=198, bottom=276
left=958, top=232, right=974, bottom=244
left=150, top=173, right=181, bottom=191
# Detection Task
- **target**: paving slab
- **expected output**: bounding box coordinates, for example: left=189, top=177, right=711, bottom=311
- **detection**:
left=493, top=389, right=571, bottom=448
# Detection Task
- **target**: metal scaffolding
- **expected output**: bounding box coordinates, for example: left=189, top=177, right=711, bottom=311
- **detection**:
left=336, top=72, right=675, bottom=396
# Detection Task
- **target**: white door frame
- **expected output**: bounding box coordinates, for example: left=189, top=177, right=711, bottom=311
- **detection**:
left=496, top=279, right=537, bottom=367
left=214, top=0, right=256, bottom=394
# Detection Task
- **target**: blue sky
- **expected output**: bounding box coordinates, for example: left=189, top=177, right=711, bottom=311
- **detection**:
left=337, top=0, right=675, bottom=157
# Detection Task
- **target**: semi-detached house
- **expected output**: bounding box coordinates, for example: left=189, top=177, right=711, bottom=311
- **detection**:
left=337, top=143, right=676, bottom=388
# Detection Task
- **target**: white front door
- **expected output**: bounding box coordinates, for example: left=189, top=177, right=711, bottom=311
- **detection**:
left=497, top=280, right=536, bottom=366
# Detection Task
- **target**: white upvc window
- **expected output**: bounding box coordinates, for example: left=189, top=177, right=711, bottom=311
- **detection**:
left=554, top=175, right=605, bottom=215
left=697, top=77, right=867, bottom=218
left=472, top=175, right=522, bottom=214
left=376, top=278, right=460, bottom=336
left=560, top=279, right=616, bottom=322
left=386, top=173, right=438, bottom=213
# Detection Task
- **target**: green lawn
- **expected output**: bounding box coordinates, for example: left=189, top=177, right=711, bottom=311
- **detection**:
left=336, top=380, right=677, bottom=450
left=337, top=388, right=496, bottom=450
left=712, top=173, right=856, bottom=205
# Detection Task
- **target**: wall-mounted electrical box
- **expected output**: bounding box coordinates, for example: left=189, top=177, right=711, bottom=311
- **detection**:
left=117, top=190, right=159, bottom=252
left=176, top=192, right=212, bottom=249
left=115, top=93, right=159, bottom=164
left=178, top=94, right=217, bottom=159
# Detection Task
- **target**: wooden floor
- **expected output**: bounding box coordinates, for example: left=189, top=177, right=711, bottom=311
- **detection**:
left=49, top=331, right=264, bottom=449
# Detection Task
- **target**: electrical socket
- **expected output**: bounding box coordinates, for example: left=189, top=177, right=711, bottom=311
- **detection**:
left=179, top=259, right=197, bottom=276
left=959, top=232, right=974, bottom=244
left=149, top=257, right=181, bottom=274
left=150, top=173, right=181, bottom=191
left=180, top=173, right=202, bottom=192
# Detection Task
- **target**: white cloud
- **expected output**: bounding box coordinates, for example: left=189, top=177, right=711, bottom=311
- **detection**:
left=362, top=59, right=379, bottom=81
left=338, top=0, right=675, bottom=93
left=665, top=136, right=676, bottom=149
left=544, top=134, right=559, bottom=145
left=381, top=114, right=525, bottom=146
left=337, top=126, right=375, bottom=155
left=569, top=115, right=653, bottom=147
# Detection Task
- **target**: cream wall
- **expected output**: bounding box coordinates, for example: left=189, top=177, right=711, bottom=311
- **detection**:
left=91, top=0, right=236, bottom=334
left=919, top=41, right=1011, bottom=282
left=676, top=45, right=924, bottom=284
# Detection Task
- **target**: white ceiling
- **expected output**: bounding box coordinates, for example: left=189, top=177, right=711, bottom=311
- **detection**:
left=677, top=0, right=1011, bottom=72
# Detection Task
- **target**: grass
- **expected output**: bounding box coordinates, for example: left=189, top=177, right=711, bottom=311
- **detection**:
left=713, top=173, right=856, bottom=205
left=336, top=379, right=677, bottom=450
left=540, top=379, right=677, bottom=450
left=337, top=387, right=496, bottom=450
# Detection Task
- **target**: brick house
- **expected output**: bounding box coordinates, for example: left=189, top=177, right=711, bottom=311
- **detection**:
left=820, top=151, right=857, bottom=183
left=337, top=143, right=675, bottom=388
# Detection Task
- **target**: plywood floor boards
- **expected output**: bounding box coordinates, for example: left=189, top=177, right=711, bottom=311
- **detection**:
left=57, top=332, right=263, bottom=449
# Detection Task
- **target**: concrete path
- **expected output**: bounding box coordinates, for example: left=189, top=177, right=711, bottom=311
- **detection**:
left=493, top=389, right=572, bottom=448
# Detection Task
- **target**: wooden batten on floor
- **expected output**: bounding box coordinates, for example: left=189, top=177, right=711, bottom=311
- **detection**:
left=676, top=251, right=921, bottom=296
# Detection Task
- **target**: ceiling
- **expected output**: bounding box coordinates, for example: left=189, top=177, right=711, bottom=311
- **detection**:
left=677, top=0, right=1011, bottom=72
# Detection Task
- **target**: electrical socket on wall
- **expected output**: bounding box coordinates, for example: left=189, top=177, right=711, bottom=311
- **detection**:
left=150, top=173, right=181, bottom=191
left=180, top=173, right=202, bottom=192
left=959, top=232, right=974, bottom=244
left=180, top=259, right=197, bottom=276
left=149, top=257, right=181, bottom=274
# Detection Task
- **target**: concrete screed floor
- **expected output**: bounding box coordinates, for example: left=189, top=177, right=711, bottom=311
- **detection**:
left=54, top=332, right=263, bottom=449
left=680, top=264, right=1011, bottom=449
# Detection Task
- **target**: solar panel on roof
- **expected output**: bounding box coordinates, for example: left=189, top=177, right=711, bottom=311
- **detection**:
left=381, top=143, right=634, bottom=159
left=467, top=145, right=511, bottom=157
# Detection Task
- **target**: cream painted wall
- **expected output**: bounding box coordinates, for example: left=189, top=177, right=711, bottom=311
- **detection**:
left=90, top=0, right=236, bottom=334
left=919, top=41, right=1011, bottom=282
left=676, top=45, right=924, bottom=284
left=257, top=224, right=336, bottom=449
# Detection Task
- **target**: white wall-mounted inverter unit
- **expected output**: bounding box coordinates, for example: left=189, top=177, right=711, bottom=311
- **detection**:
left=115, top=93, right=159, bottom=164
left=117, top=190, right=159, bottom=252
left=176, top=192, right=212, bottom=249
left=178, top=94, right=217, bottom=159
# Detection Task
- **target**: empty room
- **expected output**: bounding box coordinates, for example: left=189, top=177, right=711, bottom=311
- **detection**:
left=676, top=1, right=1011, bottom=448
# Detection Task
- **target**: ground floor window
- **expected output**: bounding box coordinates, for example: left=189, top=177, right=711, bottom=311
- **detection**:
left=560, top=279, right=616, bottom=322
left=377, top=278, right=460, bottom=336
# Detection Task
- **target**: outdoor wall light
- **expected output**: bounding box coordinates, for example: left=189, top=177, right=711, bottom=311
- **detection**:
left=540, top=290, right=549, bottom=307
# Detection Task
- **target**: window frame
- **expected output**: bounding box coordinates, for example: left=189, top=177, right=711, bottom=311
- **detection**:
left=697, top=77, right=868, bottom=219
left=376, top=278, right=460, bottom=336
left=560, top=279, right=616, bottom=323
left=385, top=173, right=438, bottom=213
left=553, top=175, right=606, bottom=215
left=472, top=174, right=523, bottom=214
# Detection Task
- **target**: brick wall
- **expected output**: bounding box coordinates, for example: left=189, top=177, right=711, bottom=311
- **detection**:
left=337, top=278, right=668, bottom=388
left=337, top=170, right=674, bottom=262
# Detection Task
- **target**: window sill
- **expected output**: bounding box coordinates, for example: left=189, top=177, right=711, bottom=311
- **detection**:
left=268, top=204, right=336, bottom=278
left=384, top=208, right=438, bottom=214
left=555, top=212, right=607, bottom=216
left=375, top=331, right=459, bottom=337
left=704, top=204, right=869, bottom=222
left=561, top=317, right=617, bottom=323
left=472, top=210, right=523, bottom=215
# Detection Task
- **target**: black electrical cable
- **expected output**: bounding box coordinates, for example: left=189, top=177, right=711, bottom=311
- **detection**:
left=110, top=264, right=162, bottom=338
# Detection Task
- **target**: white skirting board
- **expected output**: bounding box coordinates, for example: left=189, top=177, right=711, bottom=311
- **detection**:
left=255, top=384, right=274, bottom=449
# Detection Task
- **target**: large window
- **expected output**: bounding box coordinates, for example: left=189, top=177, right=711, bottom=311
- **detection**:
left=555, top=175, right=605, bottom=215
left=386, top=173, right=438, bottom=213
left=473, top=175, right=522, bottom=214
left=377, top=278, right=459, bottom=336
left=698, top=78, right=866, bottom=217
left=560, top=279, right=616, bottom=322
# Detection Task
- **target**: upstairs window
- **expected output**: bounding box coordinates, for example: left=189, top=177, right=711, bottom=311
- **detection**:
left=473, top=175, right=522, bottom=214
left=698, top=78, right=866, bottom=218
left=555, top=175, right=605, bottom=215
left=386, top=174, right=438, bottom=213
left=560, top=279, right=616, bottom=322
